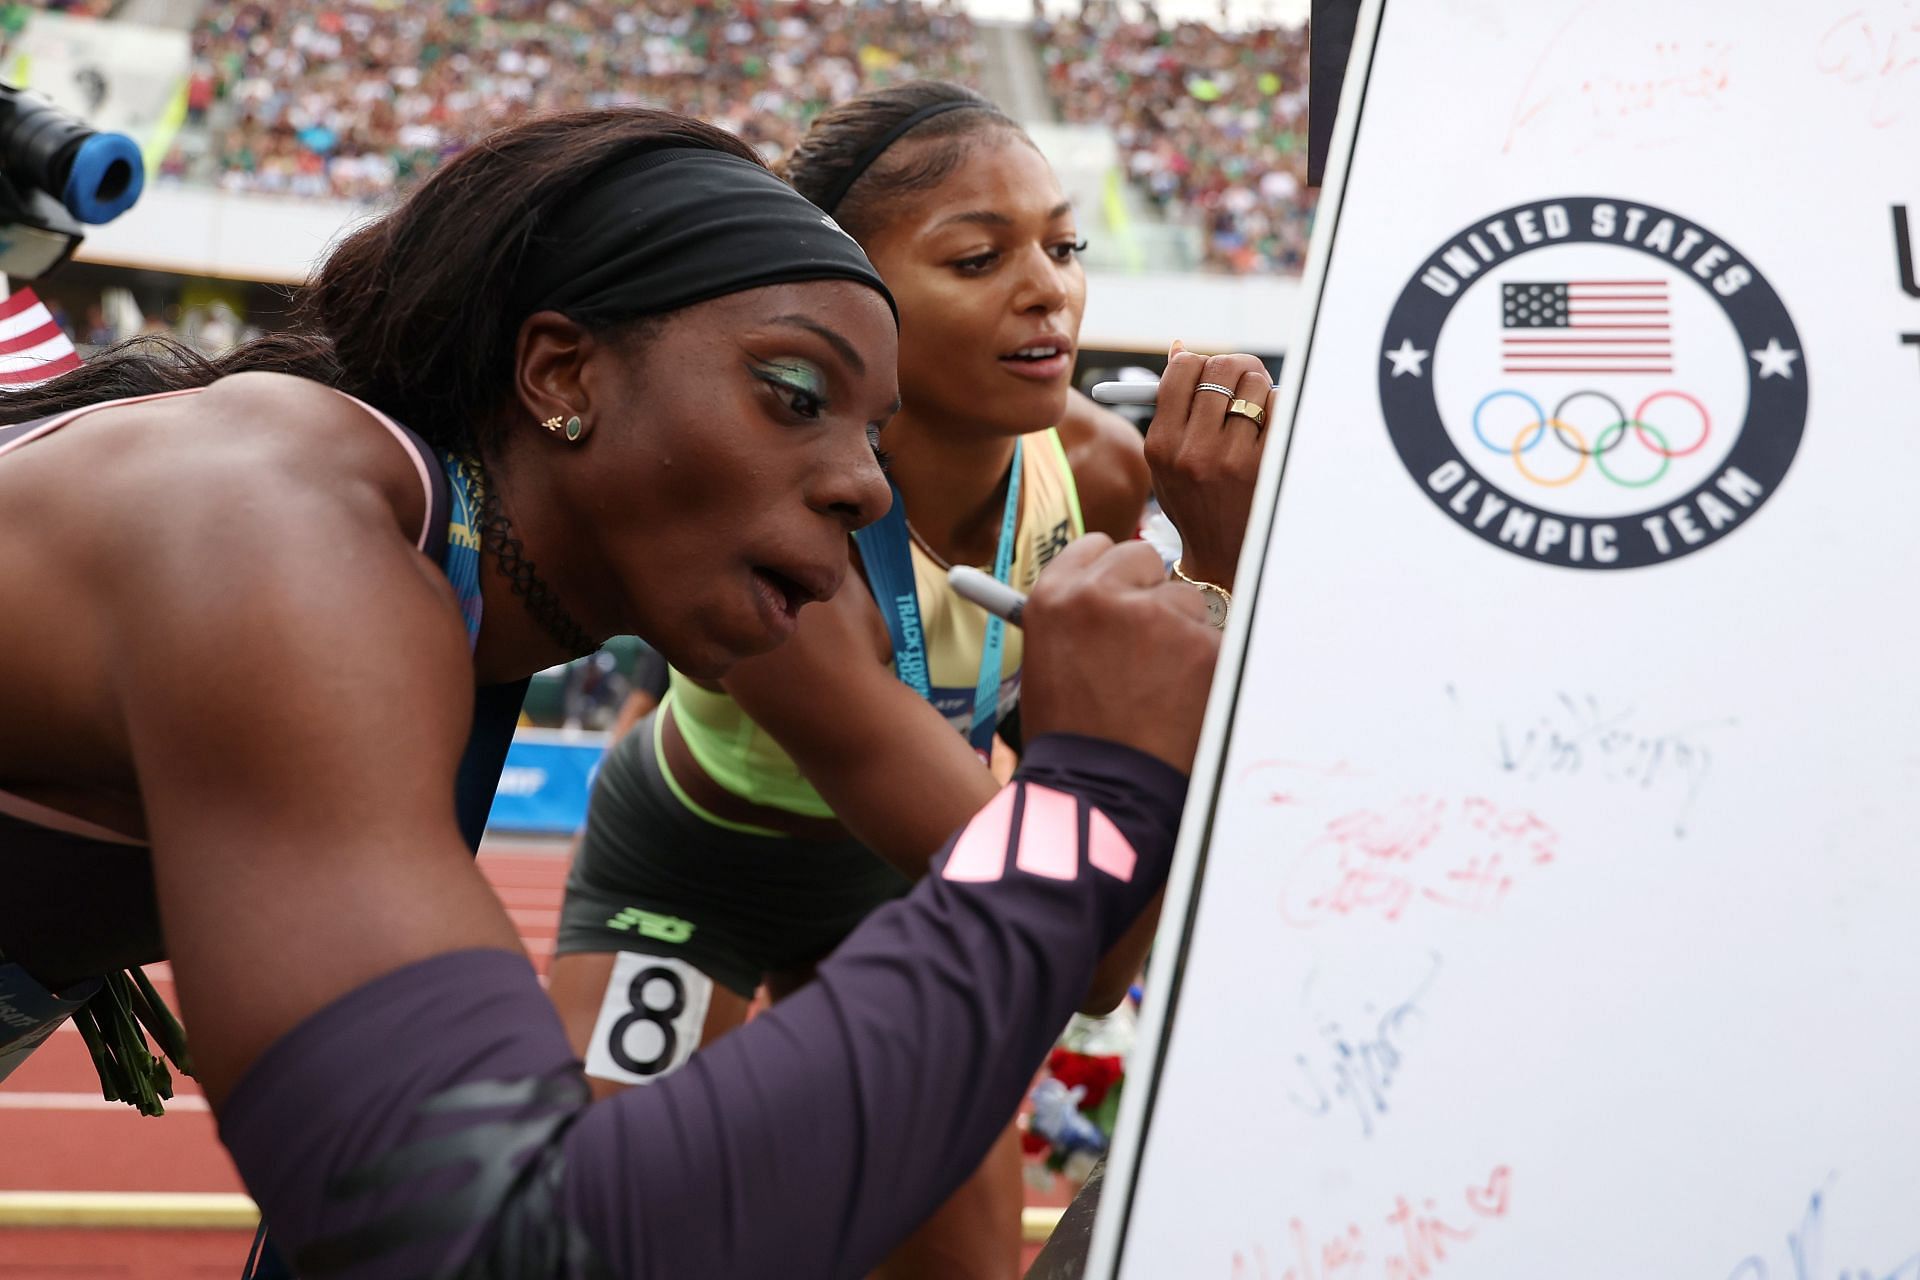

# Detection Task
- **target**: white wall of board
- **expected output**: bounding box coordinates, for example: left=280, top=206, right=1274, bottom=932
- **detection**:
left=1092, top=1, right=1920, bottom=1275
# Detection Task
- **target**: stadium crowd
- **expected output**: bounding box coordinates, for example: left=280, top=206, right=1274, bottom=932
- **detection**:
left=0, top=0, right=115, bottom=43
left=178, top=0, right=981, bottom=201
left=154, top=0, right=1316, bottom=275
left=1036, top=6, right=1313, bottom=274
left=13, top=0, right=116, bottom=17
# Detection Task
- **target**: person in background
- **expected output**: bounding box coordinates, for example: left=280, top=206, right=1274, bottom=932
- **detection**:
left=607, top=641, right=671, bottom=741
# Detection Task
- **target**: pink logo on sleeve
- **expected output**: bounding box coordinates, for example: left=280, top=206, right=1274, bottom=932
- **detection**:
left=941, top=783, right=1139, bottom=884
left=941, top=786, right=1016, bottom=882
left=1086, top=805, right=1138, bottom=883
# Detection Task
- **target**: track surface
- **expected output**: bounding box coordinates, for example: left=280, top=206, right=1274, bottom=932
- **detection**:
left=0, top=841, right=1066, bottom=1276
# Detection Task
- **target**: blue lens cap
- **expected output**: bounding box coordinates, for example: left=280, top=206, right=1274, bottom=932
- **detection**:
left=62, top=132, right=145, bottom=224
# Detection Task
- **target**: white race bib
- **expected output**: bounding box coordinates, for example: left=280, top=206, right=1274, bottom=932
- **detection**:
left=583, top=952, right=713, bottom=1086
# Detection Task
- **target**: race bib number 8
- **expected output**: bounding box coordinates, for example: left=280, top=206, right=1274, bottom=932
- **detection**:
left=584, top=952, right=713, bottom=1086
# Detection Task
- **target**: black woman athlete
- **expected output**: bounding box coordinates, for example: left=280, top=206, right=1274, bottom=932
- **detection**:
left=0, top=107, right=1221, bottom=1277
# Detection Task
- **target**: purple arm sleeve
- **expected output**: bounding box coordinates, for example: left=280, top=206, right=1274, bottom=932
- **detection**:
left=562, top=733, right=1186, bottom=1278
left=217, top=733, right=1184, bottom=1279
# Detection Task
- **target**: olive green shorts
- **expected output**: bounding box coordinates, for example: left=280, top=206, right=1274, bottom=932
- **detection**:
left=556, top=715, right=910, bottom=998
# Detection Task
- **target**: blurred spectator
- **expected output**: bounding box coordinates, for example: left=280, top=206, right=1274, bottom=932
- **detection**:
left=10, top=0, right=118, bottom=18
left=0, top=0, right=118, bottom=63
left=174, top=0, right=982, bottom=203
left=560, top=649, right=629, bottom=733
left=608, top=641, right=670, bottom=741
left=1034, top=2, right=1314, bottom=274
left=190, top=299, right=242, bottom=354
left=81, top=304, right=112, bottom=348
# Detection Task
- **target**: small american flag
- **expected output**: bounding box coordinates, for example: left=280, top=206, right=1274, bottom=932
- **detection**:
left=0, top=287, right=81, bottom=387
left=1501, top=280, right=1671, bottom=375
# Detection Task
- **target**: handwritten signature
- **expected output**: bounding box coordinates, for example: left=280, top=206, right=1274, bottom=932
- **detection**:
left=1727, top=1178, right=1920, bottom=1280
left=1286, top=955, right=1442, bottom=1139
left=1230, top=1166, right=1512, bottom=1280
left=1816, top=3, right=1920, bottom=128
left=1460, top=686, right=1733, bottom=838
left=1276, top=794, right=1556, bottom=929
left=1504, top=8, right=1734, bottom=157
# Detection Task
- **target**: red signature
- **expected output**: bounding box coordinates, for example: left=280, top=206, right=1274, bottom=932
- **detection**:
left=1277, top=796, right=1556, bottom=929
left=1230, top=1166, right=1513, bottom=1280
left=1501, top=8, right=1734, bottom=158
left=1816, top=3, right=1920, bottom=127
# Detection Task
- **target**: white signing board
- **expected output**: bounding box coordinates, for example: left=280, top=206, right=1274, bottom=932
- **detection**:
left=1090, top=1, right=1920, bottom=1276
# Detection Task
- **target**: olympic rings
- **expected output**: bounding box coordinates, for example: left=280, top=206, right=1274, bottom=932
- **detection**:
left=1550, top=390, right=1628, bottom=457
left=1512, top=419, right=1587, bottom=487
left=1632, top=390, right=1710, bottom=457
left=1594, top=419, right=1671, bottom=488
left=1467, top=385, right=1714, bottom=488
left=1473, top=390, right=1547, bottom=455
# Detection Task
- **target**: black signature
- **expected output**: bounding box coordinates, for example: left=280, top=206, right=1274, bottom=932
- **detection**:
left=1453, top=686, right=1734, bottom=837
left=1285, top=954, right=1442, bottom=1139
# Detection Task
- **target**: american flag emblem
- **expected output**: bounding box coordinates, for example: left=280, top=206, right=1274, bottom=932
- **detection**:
left=1501, top=280, right=1671, bottom=375
left=0, top=287, right=81, bottom=387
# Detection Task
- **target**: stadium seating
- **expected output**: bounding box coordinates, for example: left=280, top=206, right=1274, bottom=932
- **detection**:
left=1034, top=9, right=1313, bottom=275
left=153, top=0, right=1314, bottom=276
left=179, top=0, right=982, bottom=201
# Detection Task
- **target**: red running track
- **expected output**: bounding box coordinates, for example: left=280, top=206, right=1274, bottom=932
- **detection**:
left=0, top=843, right=1067, bottom=1277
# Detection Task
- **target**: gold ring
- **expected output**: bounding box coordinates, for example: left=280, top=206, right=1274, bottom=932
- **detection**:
left=1226, top=398, right=1266, bottom=427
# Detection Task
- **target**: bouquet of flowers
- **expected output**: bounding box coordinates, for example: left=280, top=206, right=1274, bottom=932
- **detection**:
left=1021, top=998, right=1137, bottom=1185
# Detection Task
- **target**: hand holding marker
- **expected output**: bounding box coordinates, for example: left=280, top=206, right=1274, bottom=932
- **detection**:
left=945, top=377, right=1180, bottom=623
left=950, top=553, right=1216, bottom=632
left=966, top=352, right=1268, bottom=629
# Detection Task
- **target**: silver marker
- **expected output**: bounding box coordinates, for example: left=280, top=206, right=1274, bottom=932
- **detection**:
left=1088, top=380, right=1160, bottom=406
left=948, top=565, right=1027, bottom=627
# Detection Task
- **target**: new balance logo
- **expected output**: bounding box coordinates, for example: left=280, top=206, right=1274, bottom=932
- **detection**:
left=604, top=907, right=695, bottom=945
left=942, top=783, right=1137, bottom=884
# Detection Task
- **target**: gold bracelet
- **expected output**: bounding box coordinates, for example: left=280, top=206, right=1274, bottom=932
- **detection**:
left=1171, top=558, right=1231, bottom=629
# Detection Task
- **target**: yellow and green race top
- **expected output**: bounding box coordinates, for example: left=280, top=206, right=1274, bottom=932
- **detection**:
left=667, top=427, right=1085, bottom=820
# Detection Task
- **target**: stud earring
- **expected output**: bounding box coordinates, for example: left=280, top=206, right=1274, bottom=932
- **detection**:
left=542, top=413, right=588, bottom=443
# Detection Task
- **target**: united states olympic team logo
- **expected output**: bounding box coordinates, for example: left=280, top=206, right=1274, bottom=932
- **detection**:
left=1378, top=197, right=1806, bottom=569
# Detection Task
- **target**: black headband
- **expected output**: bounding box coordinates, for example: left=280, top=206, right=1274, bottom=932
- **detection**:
left=516, top=147, right=896, bottom=324
left=813, top=99, right=984, bottom=216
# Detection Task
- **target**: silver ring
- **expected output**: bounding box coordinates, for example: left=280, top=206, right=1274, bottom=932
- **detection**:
left=1195, top=382, right=1235, bottom=397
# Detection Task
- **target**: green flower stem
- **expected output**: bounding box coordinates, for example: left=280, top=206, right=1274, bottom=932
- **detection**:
left=127, top=967, right=194, bottom=1077
left=97, top=975, right=166, bottom=1116
left=71, top=1004, right=120, bottom=1103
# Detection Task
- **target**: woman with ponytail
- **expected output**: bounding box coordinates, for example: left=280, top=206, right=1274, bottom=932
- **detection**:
left=548, top=83, right=1271, bottom=1278
left=0, top=104, right=1226, bottom=1278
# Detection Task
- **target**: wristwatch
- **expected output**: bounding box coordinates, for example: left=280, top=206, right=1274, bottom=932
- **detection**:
left=1171, top=559, right=1231, bottom=629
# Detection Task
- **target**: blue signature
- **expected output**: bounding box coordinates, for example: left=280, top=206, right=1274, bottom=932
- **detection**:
left=1727, top=1179, right=1920, bottom=1280
left=1285, top=953, right=1441, bottom=1138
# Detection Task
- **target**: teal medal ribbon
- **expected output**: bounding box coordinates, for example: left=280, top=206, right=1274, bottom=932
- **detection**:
left=854, top=439, right=1021, bottom=758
